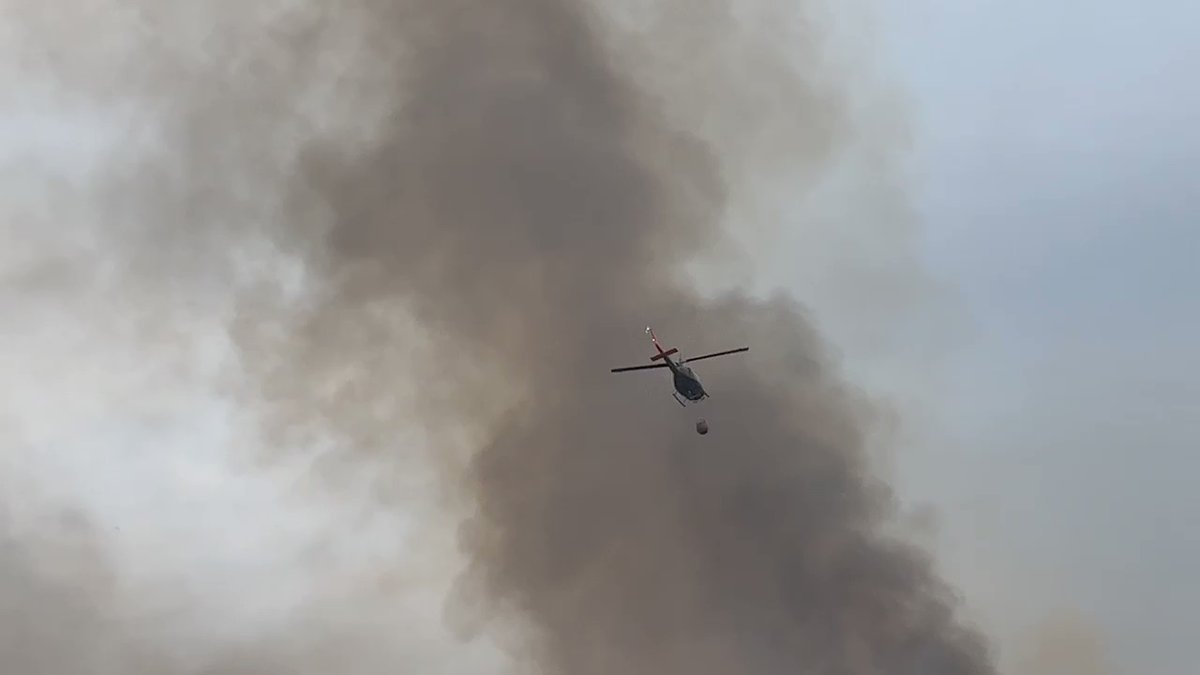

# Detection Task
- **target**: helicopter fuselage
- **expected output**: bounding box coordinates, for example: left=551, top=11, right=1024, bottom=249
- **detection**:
left=663, top=356, right=707, bottom=401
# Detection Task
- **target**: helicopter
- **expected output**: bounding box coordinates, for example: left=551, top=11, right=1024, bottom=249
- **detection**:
left=609, top=326, right=748, bottom=434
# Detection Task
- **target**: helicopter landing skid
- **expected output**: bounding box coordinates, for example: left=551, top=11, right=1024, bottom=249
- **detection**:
left=672, top=392, right=709, bottom=407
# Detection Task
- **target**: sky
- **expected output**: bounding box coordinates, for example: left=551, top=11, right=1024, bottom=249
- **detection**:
left=861, top=2, right=1199, bottom=673
left=2, top=1, right=1197, bottom=673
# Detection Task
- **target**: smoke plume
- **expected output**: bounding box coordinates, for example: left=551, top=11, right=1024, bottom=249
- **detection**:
left=254, top=1, right=995, bottom=672
left=2, top=0, right=997, bottom=673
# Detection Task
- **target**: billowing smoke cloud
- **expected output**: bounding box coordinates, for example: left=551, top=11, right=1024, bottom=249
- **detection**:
left=253, top=1, right=995, bottom=672
left=3, top=0, right=997, bottom=673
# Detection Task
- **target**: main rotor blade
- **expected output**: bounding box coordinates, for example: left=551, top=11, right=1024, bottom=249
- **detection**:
left=610, top=363, right=670, bottom=373
left=683, top=346, right=749, bottom=363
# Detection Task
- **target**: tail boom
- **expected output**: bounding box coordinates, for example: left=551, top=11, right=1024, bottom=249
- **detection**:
left=646, top=326, right=678, bottom=361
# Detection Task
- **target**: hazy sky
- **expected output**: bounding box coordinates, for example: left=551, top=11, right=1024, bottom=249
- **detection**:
left=2, top=2, right=1197, bottom=674
left=868, top=2, right=1199, bottom=673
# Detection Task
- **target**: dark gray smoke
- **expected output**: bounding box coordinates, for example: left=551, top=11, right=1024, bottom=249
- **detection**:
left=256, top=1, right=996, bottom=673
left=3, top=0, right=996, bottom=672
